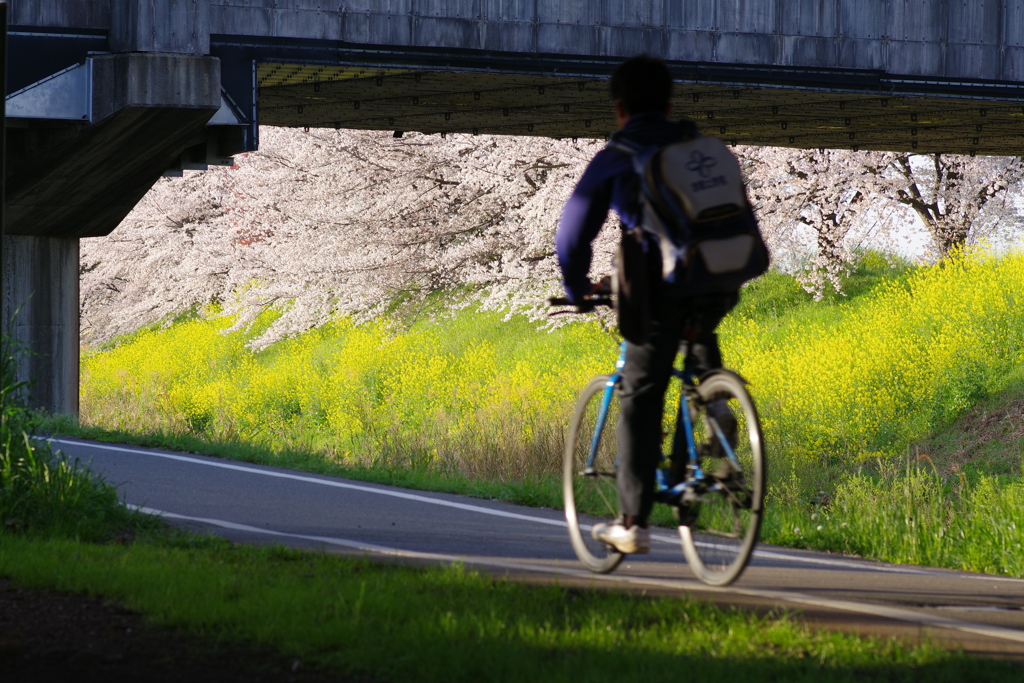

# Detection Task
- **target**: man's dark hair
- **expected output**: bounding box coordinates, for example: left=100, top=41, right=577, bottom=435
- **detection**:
left=610, top=55, right=673, bottom=115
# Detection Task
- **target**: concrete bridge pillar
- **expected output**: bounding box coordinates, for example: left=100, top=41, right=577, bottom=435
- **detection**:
left=2, top=236, right=79, bottom=415
left=4, top=0, right=221, bottom=417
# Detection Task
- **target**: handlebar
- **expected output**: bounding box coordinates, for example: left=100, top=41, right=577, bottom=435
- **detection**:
left=548, top=277, right=613, bottom=313
left=547, top=296, right=613, bottom=308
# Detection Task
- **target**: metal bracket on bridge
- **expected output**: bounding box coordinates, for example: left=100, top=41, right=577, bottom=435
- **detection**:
left=6, top=58, right=246, bottom=177
left=5, top=59, right=93, bottom=123
left=162, top=90, right=248, bottom=177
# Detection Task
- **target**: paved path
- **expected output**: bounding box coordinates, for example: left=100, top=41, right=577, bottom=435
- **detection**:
left=55, top=437, right=1024, bottom=658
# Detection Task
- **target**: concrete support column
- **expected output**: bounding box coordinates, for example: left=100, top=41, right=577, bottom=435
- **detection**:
left=2, top=235, right=80, bottom=416
left=5, top=3, right=219, bottom=418
left=5, top=52, right=219, bottom=417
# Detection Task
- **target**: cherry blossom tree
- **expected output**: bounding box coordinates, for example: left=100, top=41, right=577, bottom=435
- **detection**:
left=80, top=128, right=616, bottom=348
left=874, top=153, right=1024, bottom=257
left=81, top=127, right=1024, bottom=345
left=740, top=147, right=877, bottom=296
left=739, top=147, right=1024, bottom=297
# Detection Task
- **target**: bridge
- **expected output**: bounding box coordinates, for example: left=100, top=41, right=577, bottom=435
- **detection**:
left=6, top=0, right=1024, bottom=415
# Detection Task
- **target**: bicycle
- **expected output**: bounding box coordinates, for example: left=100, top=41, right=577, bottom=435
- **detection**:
left=549, top=293, right=765, bottom=587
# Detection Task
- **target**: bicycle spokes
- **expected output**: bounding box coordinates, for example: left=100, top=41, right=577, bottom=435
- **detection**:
left=678, top=371, right=765, bottom=586
left=563, top=375, right=624, bottom=574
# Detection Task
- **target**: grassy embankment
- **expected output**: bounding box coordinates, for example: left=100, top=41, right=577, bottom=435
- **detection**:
left=6, top=340, right=1008, bottom=680
left=55, top=249, right=1024, bottom=575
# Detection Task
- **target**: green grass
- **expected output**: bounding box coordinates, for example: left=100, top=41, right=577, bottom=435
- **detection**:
left=3, top=533, right=1020, bottom=682
left=757, top=372, right=1024, bottom=575
left=914, top=366, right=1024, bottom=481
left=727, top=252, right=917, bottom=332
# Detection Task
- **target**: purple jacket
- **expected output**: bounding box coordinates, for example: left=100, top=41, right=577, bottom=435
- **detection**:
left=555, top=113, right=699, bottom=303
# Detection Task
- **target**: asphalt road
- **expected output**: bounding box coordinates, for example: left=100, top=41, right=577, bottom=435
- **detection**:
left=53, top=436, right=1024, bottom=658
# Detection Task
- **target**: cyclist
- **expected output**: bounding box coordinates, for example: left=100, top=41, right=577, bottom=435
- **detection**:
left=555, top=55, right=739, bottom=555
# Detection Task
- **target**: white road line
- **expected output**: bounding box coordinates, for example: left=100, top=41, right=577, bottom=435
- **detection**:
left=55, top=437, right=1024, bottom=584
left=135, top=504, right=1024, bottom=647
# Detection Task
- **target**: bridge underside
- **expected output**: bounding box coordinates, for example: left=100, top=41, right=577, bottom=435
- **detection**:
left=255, top=54, right=1024, bottom=156
left=13, top=32, right=1024, bottom=156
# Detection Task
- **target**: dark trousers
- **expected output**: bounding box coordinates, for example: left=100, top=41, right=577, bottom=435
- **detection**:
left=615, top=291, right=739, bottom=522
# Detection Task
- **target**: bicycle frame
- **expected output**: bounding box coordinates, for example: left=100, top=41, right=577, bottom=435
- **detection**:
left=582, top=344, right=625, bottom=476
left=583, top=342, right=744, bottom=501
left=667, top=364, right=704, bottom=489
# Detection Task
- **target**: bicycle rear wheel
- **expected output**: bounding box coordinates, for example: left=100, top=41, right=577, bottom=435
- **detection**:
left=679, top=370, right=765, bottom=586
left=563, top=374, right=624, bottom=574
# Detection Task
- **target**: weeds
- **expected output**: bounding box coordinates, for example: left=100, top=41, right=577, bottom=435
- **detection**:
left=0, top=336, right=143, bottom=540
left=763, top=452, right=1024, bottom=575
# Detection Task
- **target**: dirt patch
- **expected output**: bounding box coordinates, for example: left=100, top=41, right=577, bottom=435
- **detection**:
left=0, top=578, right=359, bottom=683
left=918, top=396, right=1024, bottom=477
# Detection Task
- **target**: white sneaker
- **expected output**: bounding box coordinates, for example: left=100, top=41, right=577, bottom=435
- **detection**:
left=591, top=523, right=651, bottom=554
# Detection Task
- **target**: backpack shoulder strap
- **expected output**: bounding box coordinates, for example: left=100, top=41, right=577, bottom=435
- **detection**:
left=607, top=126, right=706, bottom=175
left=605, top=134, right=650, bottom=177
left=605, top=131, right=643, bottom=156
left=607, top=119, right=702, bottom=153
left=605, top=133, right=661, bottom=178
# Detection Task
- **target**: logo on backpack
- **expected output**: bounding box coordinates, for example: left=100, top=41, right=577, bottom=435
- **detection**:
left=686, top=151, right=718, bottom=178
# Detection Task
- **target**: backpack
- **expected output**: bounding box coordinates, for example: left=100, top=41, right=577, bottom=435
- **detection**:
left=608, top=132, right=769, bottom=304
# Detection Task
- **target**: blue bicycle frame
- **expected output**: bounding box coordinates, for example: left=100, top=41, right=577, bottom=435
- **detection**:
left=583, top=342, right=742, bottom=501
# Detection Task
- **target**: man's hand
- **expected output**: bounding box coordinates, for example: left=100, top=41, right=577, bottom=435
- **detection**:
left=572, top=279, right=613, bottom=313
left=549, top=277, right=613, bottom=313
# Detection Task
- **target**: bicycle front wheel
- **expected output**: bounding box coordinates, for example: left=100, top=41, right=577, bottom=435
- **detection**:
left=679, top=370, right=765, bottom=586
left=563, top=374, right=624, bottom=574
